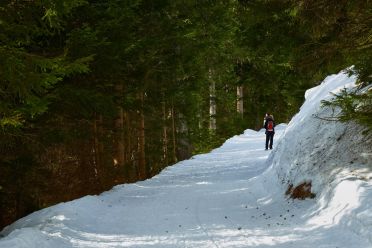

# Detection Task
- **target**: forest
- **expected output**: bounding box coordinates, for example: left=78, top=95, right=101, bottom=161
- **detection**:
left=0, top=0, right=371, bottom=230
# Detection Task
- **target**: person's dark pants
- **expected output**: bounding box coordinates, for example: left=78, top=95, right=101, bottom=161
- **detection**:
left=265, top=131, right=274, bottom=149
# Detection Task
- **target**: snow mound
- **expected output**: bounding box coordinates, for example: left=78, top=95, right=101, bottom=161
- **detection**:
left=268, top=68, right=372, bottom=243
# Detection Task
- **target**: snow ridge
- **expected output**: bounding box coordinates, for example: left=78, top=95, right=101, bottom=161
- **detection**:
left=268, top=69, right=372, bottom=246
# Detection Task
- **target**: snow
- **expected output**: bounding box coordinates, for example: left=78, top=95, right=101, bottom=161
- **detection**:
left=1, top=69, right=371, bottom=247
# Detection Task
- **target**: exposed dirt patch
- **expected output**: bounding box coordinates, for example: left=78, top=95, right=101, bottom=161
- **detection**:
left=286, top=181, right=316, bottom=200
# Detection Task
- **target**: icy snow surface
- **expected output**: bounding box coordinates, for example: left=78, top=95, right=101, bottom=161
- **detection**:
left=1, top=69, right=371, bottom=247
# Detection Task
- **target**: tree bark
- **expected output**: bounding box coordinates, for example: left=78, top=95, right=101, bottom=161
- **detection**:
left=138, top=91, right=146, bottom=180
left=237, top=85, right=244, bottom=117
left=92, top=113, right=102, bottom=186
left=209, top=69, right=216, bottom=131
left=126, top=111, right=136, bottom=182
left=114, top=84, right=125, bottom=168
left=171, top=101, right=177, bottom=163
left=162, top=94, right=168, bottom=164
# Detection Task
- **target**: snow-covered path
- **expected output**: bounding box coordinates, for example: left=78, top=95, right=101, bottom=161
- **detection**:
left=0, top=126, right=368, bottom=248
left=1, top=126, right=292, bottom=247
left=1, top=69, right=371, bottom=247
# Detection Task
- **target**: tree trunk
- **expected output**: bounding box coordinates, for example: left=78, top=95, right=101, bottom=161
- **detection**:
left=171, top=100, right=177, bottom=163
left=126, top=111, right=136, bottom=182
left=162, top=94, right=168, bottom=164
left=237, top=85, right=244, bottom=117
left=93, top=116, right=99, bottom=177
left=209, top=69, right=216, bottom=131
left=92, top=113, right=102, bottom=187
left=138, top=91, right=146, bottom=180
left=114, top=84, right=125, bottom=169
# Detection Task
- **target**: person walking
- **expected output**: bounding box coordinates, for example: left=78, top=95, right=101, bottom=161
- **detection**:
left=264, top=113, right=275, bottom=150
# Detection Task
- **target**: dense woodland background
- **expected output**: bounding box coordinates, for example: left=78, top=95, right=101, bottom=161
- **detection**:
left=0, top=0, right=371, bottom=230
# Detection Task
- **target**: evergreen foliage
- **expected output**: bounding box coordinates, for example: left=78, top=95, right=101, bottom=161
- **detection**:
left=322, top=86, right=372, bottom=131
left=0, top=0, right=370, bottom=229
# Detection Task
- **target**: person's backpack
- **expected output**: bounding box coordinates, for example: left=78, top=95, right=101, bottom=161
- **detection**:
left=267, top=120, right=274, bottom=131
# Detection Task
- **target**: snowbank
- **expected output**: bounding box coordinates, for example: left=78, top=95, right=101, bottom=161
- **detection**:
left=268, top=69, right=372, bottom=243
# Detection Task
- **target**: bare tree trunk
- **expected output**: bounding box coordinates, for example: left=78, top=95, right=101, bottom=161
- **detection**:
left=138, top=91, right=146, bottom=180
left=114, top=84, right=125, bottom=169
left=209, top=69, right=216, bottom=131
left=121, top=111, right=129, bottom=179
left=237, top=85, right=244, bottom=117
left=92, top=113, right=104, bottom=189
left=171, top=100, right=177, bottom=163
left=93, top=116, right=99, bottom=177
left=126, top=111, right=136, bottom=182
left=162, top=94, right=168, bottom=163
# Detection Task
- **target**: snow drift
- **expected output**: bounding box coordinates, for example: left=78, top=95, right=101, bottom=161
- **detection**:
left=0, top=69, right=371, bottom=247
left=267, top=70, right=372, bottom=243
